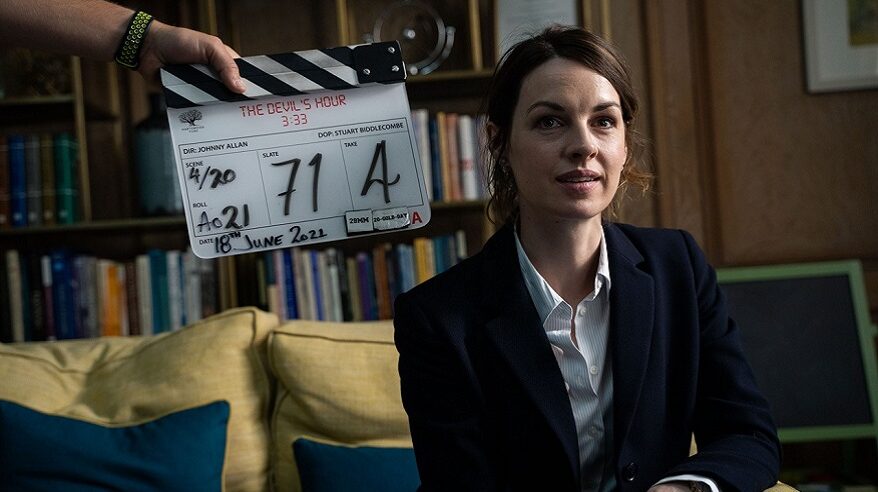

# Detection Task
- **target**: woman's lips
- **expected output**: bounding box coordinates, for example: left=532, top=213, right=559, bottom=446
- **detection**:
left=556, top=169, right=601, bottom=193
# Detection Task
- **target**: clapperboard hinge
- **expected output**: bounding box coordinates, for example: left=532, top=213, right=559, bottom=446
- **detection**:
left=161, top=41, right=406, bottom=109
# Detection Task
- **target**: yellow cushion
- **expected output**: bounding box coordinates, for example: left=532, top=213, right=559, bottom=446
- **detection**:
left=0, top=307, right=278, bottom=492
left=269, top=320, right=412, bottom=492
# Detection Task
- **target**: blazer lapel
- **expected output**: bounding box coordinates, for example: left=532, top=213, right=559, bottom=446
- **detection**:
left=479, top=225, right=580, bottom=483
left=604, top=224, right=655, bottom=456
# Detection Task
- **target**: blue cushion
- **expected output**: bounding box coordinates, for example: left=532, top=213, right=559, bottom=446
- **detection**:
left=0, top=400, right=229, bottom=492
left=293, top=438, right=420, bottom=492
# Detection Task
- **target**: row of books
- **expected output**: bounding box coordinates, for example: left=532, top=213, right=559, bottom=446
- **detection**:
left=411, top=110, right=490, bottom=203
left=0, top=231, right=467, bottom=342
left=258, top=231, right=467, bottom=323
left=0, top=133, right=80, bottom=228
left=0, top=249, right=218, bottom=343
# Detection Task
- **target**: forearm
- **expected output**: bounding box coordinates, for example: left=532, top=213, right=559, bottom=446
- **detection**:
left=0, top=0, right=132, bottom=60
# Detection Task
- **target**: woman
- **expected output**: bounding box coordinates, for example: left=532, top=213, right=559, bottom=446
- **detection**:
left=394, top=26, right=780, bottom=492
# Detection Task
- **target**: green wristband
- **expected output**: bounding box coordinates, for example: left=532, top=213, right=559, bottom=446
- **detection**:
left=114, top=11, right=153, bottom=69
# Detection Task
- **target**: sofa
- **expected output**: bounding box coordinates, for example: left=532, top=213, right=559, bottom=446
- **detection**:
left=0, top=307, right=795, bottom=491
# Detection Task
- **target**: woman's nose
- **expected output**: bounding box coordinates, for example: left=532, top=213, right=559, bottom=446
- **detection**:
left=566, top=124, right=598, bottom=162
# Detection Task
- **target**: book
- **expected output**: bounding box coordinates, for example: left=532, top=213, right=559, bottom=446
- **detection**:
left=334, top=249, right=353, bottom=321
left=412, top=237, right=429, bottom=285
left=455, top=229, right=469, bottom=261
left=148, top=249, right=169, bottom=333
left=97, top=259, right=119, bottom=337
left=412, top=109, right=433, bottom=200
left=125, top=261, right=139, bottom=336
left=0, top=250, right=11, bottom=342
left=183, top=250, right=202, bottom=324
left=458, top=115, right=479, bottom=200
left=74, top=255, right=99, bottom=338
left=325, top=248, right=343, bottom=322
left=117, top=262, right=130, bottom=336
left=372, top=243, right=392, bottom=319
left=435, top=112, right=451, bottom=202
left=255, top=253, right=268, bottom=311
left=281, top=248, right=298, bottom=320
left=135, top=254, right=153, bottom=336
left=51, top=251, right=76, bottom=339
left=6, top=250, right=25, bottom=342
left=8, top=135, right=27, bottom=227
left=272, top=250, right=287, bottom=319
left=428, top=116, right=443, bottom=200
left=40, top=134, right=56, bottom=225
left=346, top=256, right=362, bottom=321
left=356, top=252, right=376, bottom=320
left=200, top=258, right=218, bottom=318
left=294, top=249, right=311, bottom=320
left=54, top=133, right=77, bottom=224
left=166, top=250, right=182, bottom=331
left=25, top=135, right=42, bottom=226
left=310, top=250, right=324, bottom=320
left=26, top=253, right=47, bottom=341
left=0, top=135, right=9, bottom=228
left=444, top=113, right=462, bottom=201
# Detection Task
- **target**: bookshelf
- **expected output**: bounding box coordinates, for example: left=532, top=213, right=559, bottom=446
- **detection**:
left=0, top=0, right=501, bottom=341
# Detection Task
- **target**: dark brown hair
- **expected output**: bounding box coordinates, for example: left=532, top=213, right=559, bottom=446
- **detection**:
left=483, top=25, right=651, bottom=225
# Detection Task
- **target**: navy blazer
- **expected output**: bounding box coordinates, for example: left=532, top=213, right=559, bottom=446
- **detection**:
left=394, top=223, right=780, bottom=492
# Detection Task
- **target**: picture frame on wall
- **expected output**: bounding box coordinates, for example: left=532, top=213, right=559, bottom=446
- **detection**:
left=494, top=0, right=578, bottom=59
left=802, top=0, right=878, bottom=92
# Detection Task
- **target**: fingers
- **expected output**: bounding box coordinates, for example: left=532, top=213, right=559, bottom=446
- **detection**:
left=204, top=35, right=246, bottom=94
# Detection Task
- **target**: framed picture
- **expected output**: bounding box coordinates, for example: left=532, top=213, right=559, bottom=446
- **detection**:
left=802, top=0, right=878, bottom=92
left=494, top=0, right=578, bottom=59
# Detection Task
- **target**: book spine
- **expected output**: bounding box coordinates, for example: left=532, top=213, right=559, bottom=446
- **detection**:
left=272, top=250, right=287, bottom=320
left=166, top=250, right=182, bottom=331
left=54, top=133, right=76, bottom=224
left=372, top=243, right=392, bottom=319
left=0, top=249, right=12, bottom=342
left=6, top=250, right=25, bottom=342
left=436, top=112, right=451, bottom=202
left=423, top=237, right=436, bottom=279
left=413, top=238, right=428, bottom=285
left=200, top=257, right=218, bottom=318
left=183, top=249, right=202, bottom=324
left=455, top=229, right=468, bottom=261
left=8, top=135, right=27, bottom=227
left=51, top=251, right=75, bottom=339
left=293, top=249, right=310, bottom=320
left=334, top=249, right=352, bottom=321
left=26, top=253, right=46, bottom=341
left=117, top=262, right=130, bottom=336
left=310, top=250, right=324, bottom=320
left=428, top=116, right=443, bottom=201
left=40, top=133, right=56, bottom=225
left=356, top=252, right=374, bottom=320
left=25, top=135, right=42, bottom=226
left=346, top=256, right=362, bottom=321
left=445, top=113, right=461, bottom=201
left=458, top=114, right=479, bottom=200
left=412, top=109, right=433, bottom=200
left=0, top=135, right=9, bottom=228
left=326, top=248, right=343, bottom=322
left=148, top=249, right=169, bottom=333
left=125, top=261, right=139, bottom=336
left=135, top=254, right=153, bottom=336
left=282, top=249, right=298, bottom=319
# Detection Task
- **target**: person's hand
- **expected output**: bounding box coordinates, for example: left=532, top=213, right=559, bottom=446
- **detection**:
left=137, top=20, right=246, bottom=94
left=647, top=483, right=691, bottom=492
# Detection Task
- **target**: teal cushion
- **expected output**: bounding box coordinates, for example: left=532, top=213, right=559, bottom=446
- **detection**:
left=0, top=400, right=229, bottom=492
left=293, top=439, right=420, bottom=492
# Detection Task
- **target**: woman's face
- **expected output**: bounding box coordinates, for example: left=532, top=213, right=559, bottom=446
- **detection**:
left=505, top=57, right=626, bottom=225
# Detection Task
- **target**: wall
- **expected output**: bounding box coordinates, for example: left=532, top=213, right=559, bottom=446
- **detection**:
left=638, top=0, right=877, bottom=316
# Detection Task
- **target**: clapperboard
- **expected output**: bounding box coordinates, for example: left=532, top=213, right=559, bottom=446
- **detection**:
left=160, top=42, right=431, bottom=259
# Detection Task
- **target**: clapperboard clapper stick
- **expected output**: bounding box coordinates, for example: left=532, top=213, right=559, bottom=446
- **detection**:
left=160, top=41, right=432, bottom=259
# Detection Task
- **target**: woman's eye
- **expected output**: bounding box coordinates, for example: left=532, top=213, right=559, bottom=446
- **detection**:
left=537, top=116, right=562, bottom=129
left=594, top=116, right=616, bottom=128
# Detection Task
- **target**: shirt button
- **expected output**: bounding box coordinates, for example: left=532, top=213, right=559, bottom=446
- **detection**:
left=590, top=426, right=600, bottom=437
left=577, top=307, right=586, bottom=316
left=589, top=365, right=598, bottom=375
left=564, top=382, right=571, bottom=393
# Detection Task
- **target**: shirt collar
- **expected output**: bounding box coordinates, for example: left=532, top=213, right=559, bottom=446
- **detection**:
left=514, top=225, right=611, bottom=325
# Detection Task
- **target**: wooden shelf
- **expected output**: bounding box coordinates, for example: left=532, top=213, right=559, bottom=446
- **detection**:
left=0, top=94, right=75, bottom=106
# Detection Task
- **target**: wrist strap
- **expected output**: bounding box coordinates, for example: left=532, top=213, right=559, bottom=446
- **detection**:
left=114, top=11, right=154, bottom=69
